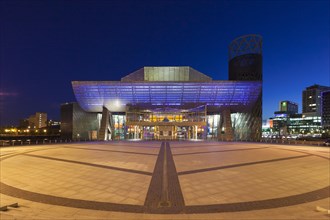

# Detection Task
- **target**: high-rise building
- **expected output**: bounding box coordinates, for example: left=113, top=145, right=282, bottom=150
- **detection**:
left=25, top=112, right=47, bottom=128
left=271, top=100, right=299, bottom=136
left=268, top=86, right=329, bottom=137
left=302, top=84, right=330, bottom=116
left=278, top=101, right=298, bottom=114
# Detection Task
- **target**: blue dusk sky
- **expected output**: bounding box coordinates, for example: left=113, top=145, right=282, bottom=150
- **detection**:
left=0, top=0, right=329, bottom=125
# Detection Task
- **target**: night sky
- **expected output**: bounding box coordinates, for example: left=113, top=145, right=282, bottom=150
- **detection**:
left=1, top=0, right=329, bottom=126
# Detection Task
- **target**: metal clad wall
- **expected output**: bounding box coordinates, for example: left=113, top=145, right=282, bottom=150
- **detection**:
left=229, top=54, right=262, bottom=81
left=60, top=103, right=101, bottom=140
left=228, top=35, right=262, bottom=81
left=121, top=68, right=144, bottom=81
left=189, top=67, right=212, bottom=81
left=60, top=103, right=73, bottom=139
left=322, top=91, right=330, bottom=128
left=72, top=103, right=101, bottom=140
left=72, top=81, right=262, bottom=112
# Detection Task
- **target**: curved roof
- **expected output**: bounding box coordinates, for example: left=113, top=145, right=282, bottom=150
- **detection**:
left=72, top=81, right=262, bottom=112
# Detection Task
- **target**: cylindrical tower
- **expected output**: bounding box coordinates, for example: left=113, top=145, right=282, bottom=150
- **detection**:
left=226, top=34, right=263, bottom=141
left=228, top=34, right=262, bottom=81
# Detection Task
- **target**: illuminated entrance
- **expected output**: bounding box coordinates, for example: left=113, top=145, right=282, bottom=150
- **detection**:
left=126, top=106, right=207, bottom=140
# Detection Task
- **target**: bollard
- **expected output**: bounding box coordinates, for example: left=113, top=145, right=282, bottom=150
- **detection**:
left=0, top=206, right=8, bottom=211
left=8, top=203, right=19, bottom=208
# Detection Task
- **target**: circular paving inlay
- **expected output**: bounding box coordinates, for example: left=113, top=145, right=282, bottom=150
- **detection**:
left=1, top=142, right=329, bottom=214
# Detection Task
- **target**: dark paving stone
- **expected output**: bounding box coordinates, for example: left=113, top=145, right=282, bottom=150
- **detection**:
left=173, top=147, right=269, bottom=156
left=24, top=154, right=152, bottom=176
left=185, top=185, right=330, bottom=213
left=164, top=142, right=185, bottom=213
left=0, top=182, right=144, bottom=213
left=144, top=142, right=165, bottom=212
left=63, top=146, right=158, bottom=156
left=1, top=143, right=329, bottom=214
left=275, top=148, right=330, bottom=160
left=178, top=154, right=312, bottom=175
left=144, top=142, right=185, bottom=214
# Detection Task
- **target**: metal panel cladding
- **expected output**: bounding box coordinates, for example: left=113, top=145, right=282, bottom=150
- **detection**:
left=228, top=34, right=263, bottom=81
left=72, top=81, right=262, bottom=113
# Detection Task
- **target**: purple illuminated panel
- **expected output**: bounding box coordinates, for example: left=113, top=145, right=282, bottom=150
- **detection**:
left=72, top=81, right=262, bottom=112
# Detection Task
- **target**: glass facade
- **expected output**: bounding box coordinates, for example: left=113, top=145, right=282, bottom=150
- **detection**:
left=112, top=114, right=126, bottom=140
left=68, top=66, right=262, bottom=141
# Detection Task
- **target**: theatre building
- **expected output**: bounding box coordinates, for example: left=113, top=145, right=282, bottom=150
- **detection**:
left=61, top=35, right=263, bottom=141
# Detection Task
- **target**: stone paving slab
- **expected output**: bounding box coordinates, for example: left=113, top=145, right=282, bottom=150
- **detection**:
left=173, top=146, right=308, bottom=173
left=1, top=141, right=329, bottom=219
left=180, top=155, right=329, bottom=205
left=1, top=154, right=151, bottom=205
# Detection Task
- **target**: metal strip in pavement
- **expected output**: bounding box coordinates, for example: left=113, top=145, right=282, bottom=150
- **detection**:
left=144, top=142, right=185, bottom=214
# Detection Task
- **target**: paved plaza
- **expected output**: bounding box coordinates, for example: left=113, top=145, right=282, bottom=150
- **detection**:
left=0, top=141, right=329, bottom=219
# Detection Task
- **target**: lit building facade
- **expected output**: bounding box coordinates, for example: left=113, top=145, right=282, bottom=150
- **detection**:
left=61, top=35, right=263, bottom=141
left=278, top=101, right=298, bottom=114
left=302, top=84, right=330, bottom=116
left=25, top=112, right=47, bottom=129
left=268, top=88, right=329, bottom=137
left=270, top=113, right=322, bottom=137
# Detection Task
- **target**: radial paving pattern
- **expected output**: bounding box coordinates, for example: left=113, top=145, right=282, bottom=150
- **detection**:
left=0, top=141, right=329, bottom=219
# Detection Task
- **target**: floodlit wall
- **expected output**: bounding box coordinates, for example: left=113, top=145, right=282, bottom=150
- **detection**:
left=230, top=93, right=262, bottom=141
left=121, top=66, right=212, bottom=82
left=72, top=81, right=262, bottom=112
left=228, top=34, right=263, bottom=140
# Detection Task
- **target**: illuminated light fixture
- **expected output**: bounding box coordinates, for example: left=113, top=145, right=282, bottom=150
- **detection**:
left=128, top=139, right=141, bottom=141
